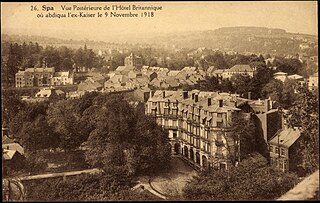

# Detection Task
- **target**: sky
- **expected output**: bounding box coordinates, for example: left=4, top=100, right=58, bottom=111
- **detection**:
left=1, top=1, right=318, bottom=42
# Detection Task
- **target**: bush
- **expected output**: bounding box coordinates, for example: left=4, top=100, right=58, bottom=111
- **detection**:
left=183, top=153, right=299, bottom=200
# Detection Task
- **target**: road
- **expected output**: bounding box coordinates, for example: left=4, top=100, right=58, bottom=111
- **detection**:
left=278, top=170, right=319, bottom=200
left=4, top=168, right=102, bottom=181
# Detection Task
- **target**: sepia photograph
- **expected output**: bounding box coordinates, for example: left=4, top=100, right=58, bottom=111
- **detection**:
left=1, top=1, right=319, bottom=201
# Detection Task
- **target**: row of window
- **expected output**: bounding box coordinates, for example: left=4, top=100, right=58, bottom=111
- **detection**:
left=270, top=158, right=288, bottom=171
left=270, top=145, right=286, bottom=156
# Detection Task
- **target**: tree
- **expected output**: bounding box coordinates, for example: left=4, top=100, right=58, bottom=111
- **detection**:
left=20, top=115, right=59, bottom=152
left=57, top=46, right=74, bottom=71
left=229, top=113, right=257, bottom=162
left=202, top=76, right=219, bottom=91
left=261, top=79, right=283, bottom=103
left=46, top=100, right=84, bottom=151
left=83, top=93, right=171, bottom=178
left=230, top=74, right=252, bottom=96
left=219, top=79, right=234, bottom=93
left=287, top=87, right=319, bottom=174
left=280, top=79, right=298, bottom=109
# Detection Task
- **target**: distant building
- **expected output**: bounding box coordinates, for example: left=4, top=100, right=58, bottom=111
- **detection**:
left=124, top=53, right=143, bottom=70
left=35, top=87, right=65, bottom=100
left=15, top=67, right=73, bottom=87
left=273, top=71, right=288, bottom=83
left=213, top=65, right=255, bottom=79
left=287, top=74, right=306, bottom=87
left=52, top=71, right=74, bottom=86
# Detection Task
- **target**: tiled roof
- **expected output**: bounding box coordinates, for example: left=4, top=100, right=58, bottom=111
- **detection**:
left=16, top=71, right=25, bottom=76
left=167, top=71, right=180, bottom=77
left=269, top=128, right=301, bottom=148
left=3, top=149, right=16, bottom=160
left=149, top=90, right=241, bottom=112
left=3, top=143, right=24, bottom=155
left=288, top=74, right=304, bottom=80
left=25, top=67, right=55, bottom=73
left=115, top=66, right=134, bottom=72
left=229, top=65, right=253, bottom=72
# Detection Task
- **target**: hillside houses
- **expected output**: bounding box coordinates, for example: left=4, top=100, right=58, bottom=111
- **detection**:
left=212, top=64, right=255, bottom=79
left=15, top=67, right=74, bottom=87
left=273, top=72, right=307, bottom=87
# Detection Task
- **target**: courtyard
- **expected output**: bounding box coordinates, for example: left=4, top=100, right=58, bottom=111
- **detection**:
left=149, top=156, right=198, bottom=198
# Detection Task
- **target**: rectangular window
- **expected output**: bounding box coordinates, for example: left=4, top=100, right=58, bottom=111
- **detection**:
left=173, top=131, right=177, bottom=138
left=217, top=113, right=222, bottom=118
left=164, top=108, right=169, bottom=115
left=281, top=148, right=285, bottom=156
left=275, top=147, right=279, bottom=154
left=173, top=120, right=178, bottom=127
left=172, top=109, right=177, bottom=116
left=270, top=146, right=273, bottom=152
left=164, top=119, right=168, bottom=126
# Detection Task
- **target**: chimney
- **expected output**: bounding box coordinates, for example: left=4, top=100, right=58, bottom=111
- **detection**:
left=192, top=93, right=195, bottom=100
left=268, top=96, right=272, bottom=109
left=265, top=98, right=270, bottom=111
left=219, top=99, right=223, bottom=107
left=162, top=91, right=165, bottom=98
left=208, top=97, right=212, bottom=106
left=248, top=92, right=251, bottom=100
left=183, top=91, right=188, bottom=99
left=195, top=94, right=199, bottom=102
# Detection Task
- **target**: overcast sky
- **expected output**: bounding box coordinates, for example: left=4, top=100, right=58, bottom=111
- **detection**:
left=1, top=1, right=318, bottom=42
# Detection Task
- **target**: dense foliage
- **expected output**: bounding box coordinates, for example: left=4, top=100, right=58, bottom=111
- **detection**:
left=286, top=87, right=319, bottom=175
left=183, top=153, right=298, bottom=200
left=3, top=91, right=171, bottom=179
left=24, top=173, right=161, bottom=201
left=82, top=94, right=171, bottom=177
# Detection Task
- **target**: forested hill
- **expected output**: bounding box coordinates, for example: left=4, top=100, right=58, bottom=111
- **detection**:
left=1, top=34, right=121, bottom=51
left=152, top=27, right=317, bottom=55
left=2, top=26, right=318, bottom=56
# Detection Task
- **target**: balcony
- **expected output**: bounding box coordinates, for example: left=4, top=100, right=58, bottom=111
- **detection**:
left=163, top=125, right=179, bottom=130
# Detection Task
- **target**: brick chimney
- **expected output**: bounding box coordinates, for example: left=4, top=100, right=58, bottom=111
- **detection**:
left=265, top=98, right=270, bottom=111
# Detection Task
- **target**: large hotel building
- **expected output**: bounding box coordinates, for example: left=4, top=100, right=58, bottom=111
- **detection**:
left=145, top=90, right=281, bottom=170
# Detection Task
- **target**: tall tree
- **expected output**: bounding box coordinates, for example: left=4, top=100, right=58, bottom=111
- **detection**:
left=261, top=79, right=283, bottom=103
left=287, top=87, right=319, bottom=174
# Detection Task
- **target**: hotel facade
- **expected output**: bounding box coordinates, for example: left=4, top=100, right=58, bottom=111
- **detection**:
left=145, top=90, right=278, bottom=171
